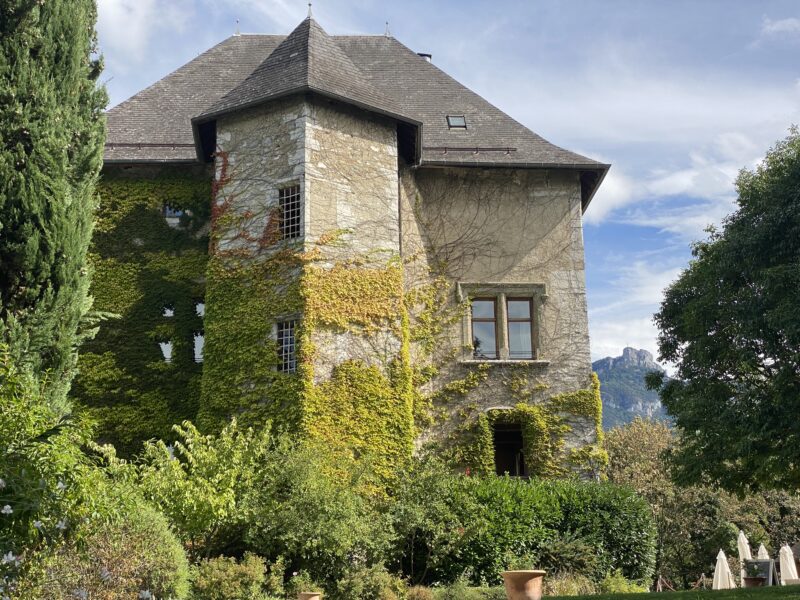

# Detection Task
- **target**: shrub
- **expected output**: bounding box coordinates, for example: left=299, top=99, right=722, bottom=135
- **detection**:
left=408, top=585, right=436, bottom=600
left=543, top=572, right=598, bottom=596
left=137, top=419, right=272, bottom=559
left=17, top=501, right=190, bottom=599
left=191, top=553, right=267, bottom=600
left=600, top=570, right=649, bottom=594
left=331, top=563, right=408, bottom=600
left=389, top=457, right=656, bottom=586
left=535, top=531, right=600, bottom=577
left=244, top=444, right=394, bottom=589
left=285, top=570, right=323, bottom=597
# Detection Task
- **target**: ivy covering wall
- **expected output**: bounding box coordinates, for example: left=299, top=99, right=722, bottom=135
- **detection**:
left=73, top=160, right=603, bottom=480
left=71, top=164, right=211, bottom=456
left=452, top=372, right=607, bottom=478
left=197, top=159, right=415, bottom=482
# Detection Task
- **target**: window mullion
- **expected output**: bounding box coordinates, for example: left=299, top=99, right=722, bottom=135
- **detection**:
left=497, top=293, right=509, bottom=359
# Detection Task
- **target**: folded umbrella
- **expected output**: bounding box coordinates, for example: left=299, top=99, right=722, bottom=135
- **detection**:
left=714, top=550, right=737, bottom=590
left=780, top=545, right=799, bottom=585
left=738, top=531, right=753, bottom=583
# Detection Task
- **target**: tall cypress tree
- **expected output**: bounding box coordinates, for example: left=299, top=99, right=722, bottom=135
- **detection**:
left=0, top=0, right=106, bottom=413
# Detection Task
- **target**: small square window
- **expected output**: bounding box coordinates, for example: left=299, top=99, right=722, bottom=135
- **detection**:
left=279, top=185, right=302, bottom=240
left=163, top=204, right=184, bottom=219
left=447, top=115, right=467, bottom=129
left=277, top=320, right=298, bottom=373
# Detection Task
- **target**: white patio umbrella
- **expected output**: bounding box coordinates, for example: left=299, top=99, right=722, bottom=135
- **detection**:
left=738, top=531, right=753, bottom=583
left=714, top=550, right=737, bottom=590
left=758, top=544, right=770, bottom=559
left=779, top=545, right=799, bottom=585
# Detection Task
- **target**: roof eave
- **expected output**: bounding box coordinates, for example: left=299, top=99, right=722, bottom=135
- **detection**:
left=580, top=164, right=610, bottom=212
left=418, top=159, right=610, bottom=213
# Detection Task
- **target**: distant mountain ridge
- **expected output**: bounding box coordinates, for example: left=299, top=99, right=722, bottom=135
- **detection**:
left=593, top=347, right=669, bottom=429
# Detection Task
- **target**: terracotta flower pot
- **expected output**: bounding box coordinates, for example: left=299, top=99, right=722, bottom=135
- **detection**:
left=297, top=593, right=322, bottom=600
left=501, top=570, right=546, bottom=600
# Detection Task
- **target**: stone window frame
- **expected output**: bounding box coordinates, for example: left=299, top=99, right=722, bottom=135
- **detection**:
left=265, top=179, right=305, bottom=248
left=457, top=282, right=549, bottom=364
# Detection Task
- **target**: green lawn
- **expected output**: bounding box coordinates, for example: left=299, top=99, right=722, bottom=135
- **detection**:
left=554, top=585, right=800, bottom=600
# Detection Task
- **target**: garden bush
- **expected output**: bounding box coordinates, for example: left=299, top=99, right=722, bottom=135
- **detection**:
left=244, top=443, right=395, bottom=591
left=543, top=572, right=598, bottom=596
left=16, top=501, right=190, bottom=599
left=389, top=457, right=656, bottom=586
left=191, top=553, right=267, bottom=600
left=599, top=570, right=649, bottom=594
left=331, top=563, right=408, bottom=600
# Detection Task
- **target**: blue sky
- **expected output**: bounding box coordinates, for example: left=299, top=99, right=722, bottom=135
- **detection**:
left=97, top=0, right=800, bottom=364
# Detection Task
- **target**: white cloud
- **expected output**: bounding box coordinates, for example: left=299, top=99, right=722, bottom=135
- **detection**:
left=584, top=130, right=769, bottom=235
left=620, top=197, right=735, bottom=241
left=583, top=165, right=636, bottom=224
left=589, top=316, right=659, bottom=363
left=761, top=16, right=800, bottom=37
left=98, top=0, right=193, bottom=70
left=589, top=261, right=684, bottom=369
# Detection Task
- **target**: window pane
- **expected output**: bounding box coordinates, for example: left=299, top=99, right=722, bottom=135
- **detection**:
left=447, top=115, right=467, bottom=128
left=471, top=299, right=495, bottom=319
left=472, top=321, right=497, bottom=359
left=159, top=341, right=173, bottom=363
left=277, top=320, right=297, bottom=373
left=507, top=299, right=531, bottom=319
left=279, top=185, right=302, bottom=240
left=193, top=333, right=204, bottom=364
left=508, top=321, right=533, bottom=359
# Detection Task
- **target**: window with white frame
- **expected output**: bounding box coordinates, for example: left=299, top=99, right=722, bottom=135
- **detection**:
left=276, top=319, right=298, bottom=373
left=278, top=185, right=302, bottom=240
left=460, top=283, right=545, bottom=361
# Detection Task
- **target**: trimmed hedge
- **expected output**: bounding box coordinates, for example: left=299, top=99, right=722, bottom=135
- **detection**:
left=390, top=462, right=656, bottom=586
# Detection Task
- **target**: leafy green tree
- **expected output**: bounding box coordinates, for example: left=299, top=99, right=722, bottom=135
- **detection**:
left=0, top=0, right=106, bottom=413
left=606, top=418, right=800, bottom=589
left=649, top=128, right=800, bottom=491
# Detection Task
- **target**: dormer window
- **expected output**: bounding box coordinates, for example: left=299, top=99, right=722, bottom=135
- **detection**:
left=447, top=115, right=467, bottom=129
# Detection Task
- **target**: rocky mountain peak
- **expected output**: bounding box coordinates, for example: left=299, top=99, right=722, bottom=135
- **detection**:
left=593, top=348, right=668, bottom=429
left=619, top=347, right=662, bottom=370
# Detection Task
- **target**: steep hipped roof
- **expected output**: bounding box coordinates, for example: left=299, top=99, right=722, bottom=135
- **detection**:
left=198, top=18, right=416, bottom=127
left=105, top=35, right=282, bottom=162
left=104, top=18, right=609, bottom=204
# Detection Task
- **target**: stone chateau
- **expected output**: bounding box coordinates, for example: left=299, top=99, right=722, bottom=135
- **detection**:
left=86, top=16, right=609, bottom=478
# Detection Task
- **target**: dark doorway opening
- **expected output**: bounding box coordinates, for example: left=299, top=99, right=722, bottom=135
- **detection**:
left=493, top=422, right=527, bottom=476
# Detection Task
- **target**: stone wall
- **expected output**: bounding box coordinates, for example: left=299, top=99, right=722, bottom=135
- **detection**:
left=207, top=94, right=596, bottom=459
left=400, top=165, right=595, bottom=449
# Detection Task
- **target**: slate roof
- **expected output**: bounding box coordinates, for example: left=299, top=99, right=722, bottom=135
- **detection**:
left=105, top=17, right=608, bottom=201
left=105, top=35, right=282, bottom=162
left=198, top=18, right=417, bottom=127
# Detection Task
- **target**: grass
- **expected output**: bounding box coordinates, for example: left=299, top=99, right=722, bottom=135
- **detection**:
left=553, top=585, right=800, bottom=600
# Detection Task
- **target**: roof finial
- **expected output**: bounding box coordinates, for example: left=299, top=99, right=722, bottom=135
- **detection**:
left=234, top=18, right=240, bottom=36
left=384, top=21, right=391, bottom=37
left=308, top=2, right=313, bottom=18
